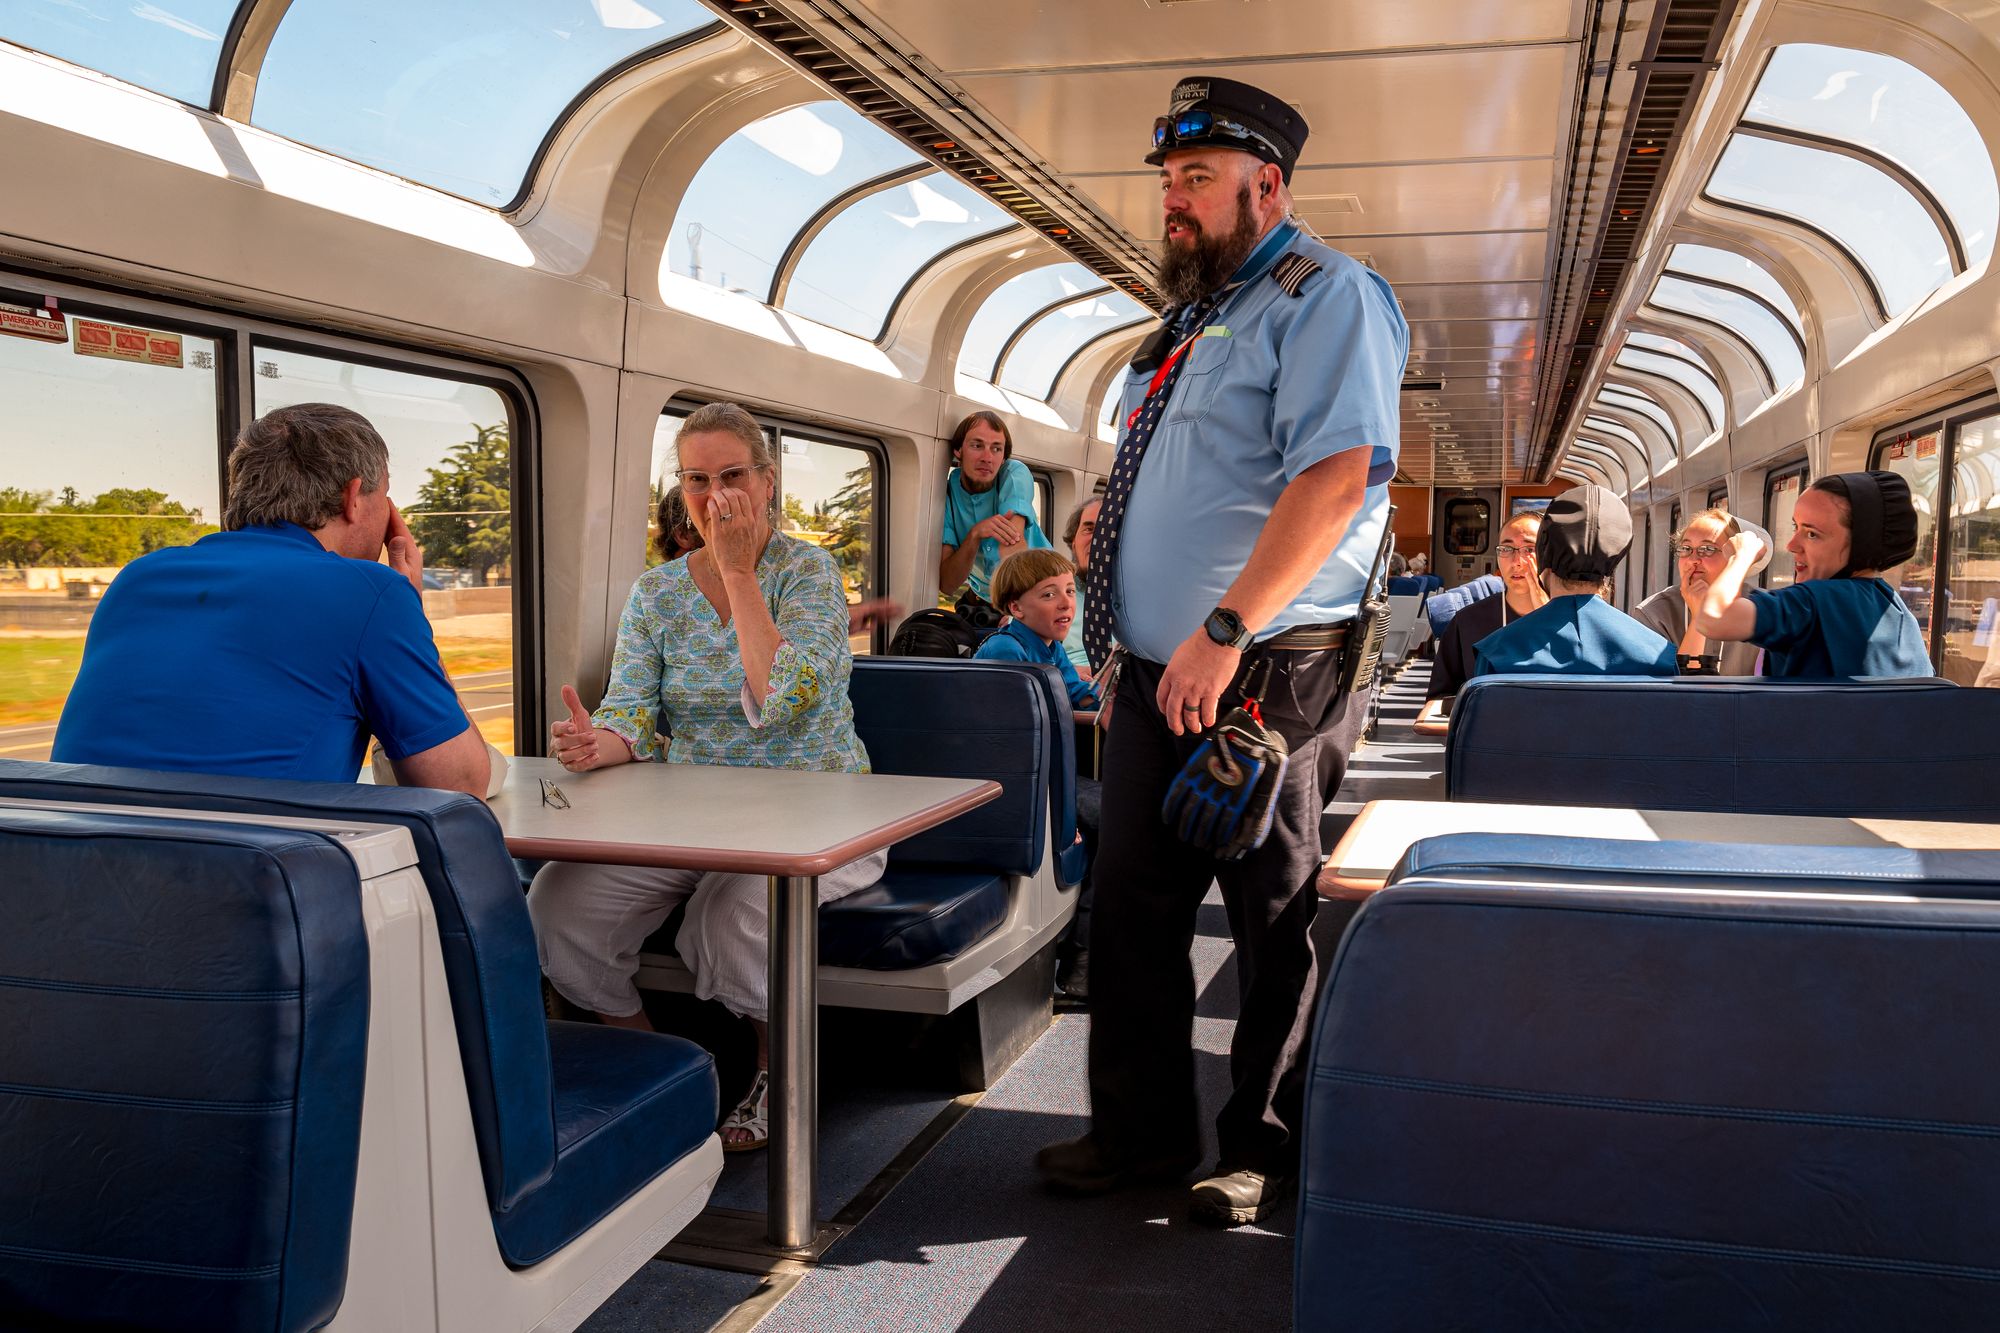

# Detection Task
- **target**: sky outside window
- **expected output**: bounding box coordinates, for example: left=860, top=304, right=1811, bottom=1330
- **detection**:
left=1747, top=43, right=1995, bottom=270
left=1708, top=134, right=1951, bottom=319
left=1, top=0, right=234, bottom=105
left=783, top=174, right=1015, bottom=339
left=959, top=263, right=1107, bottom=383
left=667, top=102, right=920, bottom=301
left=1650, top=273, right=1805, bottom=393
left=255, top=0, right=715, bottom=208
left=1664, top=244, right=1805, bottom=338
left=998, top=291, right=1150, bottom=401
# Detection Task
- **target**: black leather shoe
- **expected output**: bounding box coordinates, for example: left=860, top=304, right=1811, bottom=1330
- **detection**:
left=1057, top=950, right=1089, bottom=1003
left=1036, top=1135, right=1199, bottom=1196
left=1188, top=1167, right=1295, bottom=1228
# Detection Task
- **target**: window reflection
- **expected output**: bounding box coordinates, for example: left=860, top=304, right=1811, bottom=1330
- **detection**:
left=1763, top=461, right=1808, bottom=588
left=1873, top=429, right=1941, bottom=646
left=0, top=306, right=221, bottom=761
left=256, top=0, right=715, bottom=209
left=255, top=347, right=518, bottom=752
left=1943, top=416, right=2000, bottom=687
left=1, top=0, right=233, bottom=105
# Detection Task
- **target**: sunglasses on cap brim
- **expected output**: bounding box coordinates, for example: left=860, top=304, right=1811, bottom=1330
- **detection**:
left=1151, top=109, right=1283, bottom=160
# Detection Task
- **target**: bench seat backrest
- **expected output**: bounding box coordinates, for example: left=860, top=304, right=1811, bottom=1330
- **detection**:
left=1447, top=676, right=1996, bottom=819
left=0, top=806, right=370, bottom=1333
left=0, top=758, right=556, bottom=1213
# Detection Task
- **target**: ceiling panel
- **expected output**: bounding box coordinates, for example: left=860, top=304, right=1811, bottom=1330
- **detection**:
left=1396, top=283, right=1542, bottom=322
left=956, top=46, right=1573, bottom=176
left=861, top=0, right=1580, bottom=75
left=1329, top=231, right=1547, bottom=284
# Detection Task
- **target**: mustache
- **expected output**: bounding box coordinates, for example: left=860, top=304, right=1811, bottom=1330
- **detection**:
left=1164, top=211, right=1201, bottom=235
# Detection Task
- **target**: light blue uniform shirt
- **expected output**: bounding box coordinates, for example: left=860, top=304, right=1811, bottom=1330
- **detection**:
left=940, top=458, right=1053, bottom=601
left=1108, top=220, right=1409, bottom=663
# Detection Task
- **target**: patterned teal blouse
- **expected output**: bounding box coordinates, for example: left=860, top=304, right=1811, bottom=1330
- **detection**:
left=592, top=534, right=870, bottom=773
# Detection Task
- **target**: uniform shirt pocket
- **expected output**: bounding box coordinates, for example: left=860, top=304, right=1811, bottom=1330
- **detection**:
left=1163, top=332, right=1236, bottom=426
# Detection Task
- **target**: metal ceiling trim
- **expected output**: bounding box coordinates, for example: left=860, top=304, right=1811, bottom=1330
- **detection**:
left=1533, top=0, right=1739, bottom=482
left=696, top=0, right=1166, bottom=312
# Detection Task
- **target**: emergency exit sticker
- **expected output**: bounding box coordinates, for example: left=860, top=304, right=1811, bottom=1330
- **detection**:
left=0, top=301, right=66, bottom=344
left=73, top=318, right=183, bottom=368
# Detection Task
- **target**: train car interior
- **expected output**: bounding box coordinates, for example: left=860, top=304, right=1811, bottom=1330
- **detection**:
left=6, top=0, right=2000, bottom=1329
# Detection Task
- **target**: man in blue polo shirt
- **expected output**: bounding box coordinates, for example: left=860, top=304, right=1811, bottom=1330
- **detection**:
left=1035, top=75, right=1408, bottom=1227
left=53, top=402, right=489, bottom=793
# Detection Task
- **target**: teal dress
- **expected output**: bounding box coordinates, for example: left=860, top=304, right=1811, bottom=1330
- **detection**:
left=592, top=533, right=869, bottom=772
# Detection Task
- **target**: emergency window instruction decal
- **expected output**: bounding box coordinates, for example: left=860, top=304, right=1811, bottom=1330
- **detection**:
left=72, top=317, right=183, bottom=368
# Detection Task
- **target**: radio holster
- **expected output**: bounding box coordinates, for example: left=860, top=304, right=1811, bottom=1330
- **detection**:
left=1335, top=504, right=1397, bottom=694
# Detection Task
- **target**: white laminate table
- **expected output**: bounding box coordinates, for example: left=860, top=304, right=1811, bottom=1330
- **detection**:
left=491, top=756, right=1000, bottom=1253
left=1320, top=798, right=2000, bottom=899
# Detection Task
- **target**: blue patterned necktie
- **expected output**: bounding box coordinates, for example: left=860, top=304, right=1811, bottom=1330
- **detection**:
left=1081, top=291, right=1227, bottom=670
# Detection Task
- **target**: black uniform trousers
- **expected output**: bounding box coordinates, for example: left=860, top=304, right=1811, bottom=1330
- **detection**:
left=1086, top=643, right=1369, bottom=1177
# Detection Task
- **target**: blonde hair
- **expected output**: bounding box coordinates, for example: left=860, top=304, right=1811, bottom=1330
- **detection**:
left=677, top=401, right=776, bottom=470
left=1677, top=507, right=1739, bottom=544
left=992, top=548, right=1075, bottom=612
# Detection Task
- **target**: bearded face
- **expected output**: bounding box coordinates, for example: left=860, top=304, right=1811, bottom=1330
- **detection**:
left=1157, top=181, right=1262, bottom=306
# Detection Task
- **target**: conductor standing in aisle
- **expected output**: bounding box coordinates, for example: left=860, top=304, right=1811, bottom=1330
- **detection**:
left=1035, top=76, right=1408, bottom=1225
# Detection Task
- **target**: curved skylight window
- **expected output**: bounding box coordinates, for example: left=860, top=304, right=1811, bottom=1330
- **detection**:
left=1582, top=417, right=1655, bottom=470
left=1097, top=386, right=1123, bottom=443
left=1746, top=43, right=1995, bottom=270
left=1598, top=386, right=1678, bottom=448
left=999, top=291, right=1150, bottom=402
left=1708, top=135, right=1950, bottom=319
left=2, top=0, right=235, bottom=105
left=1664, top=244, right=1804, bottom=337
left=959, top=263, right=1109, bottom=383
left=1571, top=441, right=1630, bottom=490
left=1649, top=273, right=1805, bottom=393
left=667, top=102, right=919, bottom=300
left=783, top=174, right=1014, bottom=340
left=1614, top=347, right=1723, bottom=434
left=254, top=0, right=716, bottom=209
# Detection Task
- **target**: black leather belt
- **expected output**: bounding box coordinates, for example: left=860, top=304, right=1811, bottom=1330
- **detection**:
left=1263, top=620, right=1350, bottom=651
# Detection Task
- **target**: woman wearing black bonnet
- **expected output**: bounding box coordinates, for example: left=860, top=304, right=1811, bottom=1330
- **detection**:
left=1692, top=468, right=1930, bottom=677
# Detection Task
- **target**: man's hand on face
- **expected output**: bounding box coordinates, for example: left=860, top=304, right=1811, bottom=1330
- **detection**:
left=386, top=503, right=424, bottom=596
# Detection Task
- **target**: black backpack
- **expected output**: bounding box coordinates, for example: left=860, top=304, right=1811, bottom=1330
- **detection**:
left=889, top=592, right=1003, bottom=658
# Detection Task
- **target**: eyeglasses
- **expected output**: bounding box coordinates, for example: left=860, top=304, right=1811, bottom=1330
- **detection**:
left=1496, top=544, right=1536, bottom=560
left=675, top=465, right=761, bottom=495
left=539, top=777, right=570, bottom=810
left=1672, top=543, right=1725, bottom=560
left=1152, top=110, right=1283, bottom=160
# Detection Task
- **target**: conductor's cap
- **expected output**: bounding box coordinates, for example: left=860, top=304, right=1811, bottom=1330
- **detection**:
left=1147, top=76, right=1308, bottom=183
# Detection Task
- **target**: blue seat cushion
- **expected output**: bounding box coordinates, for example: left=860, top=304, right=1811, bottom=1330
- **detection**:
left=640, top=867, right=1010, bottom=971
left=492, top=1022, right=717, bottom=1268
left=819, top=866, right=1010, bottom=969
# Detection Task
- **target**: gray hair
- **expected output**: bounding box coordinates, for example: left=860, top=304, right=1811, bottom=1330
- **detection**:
left=1062, top=496, right=1100, bottom=548
left=678, top=401, right=776, bottom=470
left=1388, top=551, right=1408, bottom=577
left=223, top=402, right=389, bottom=531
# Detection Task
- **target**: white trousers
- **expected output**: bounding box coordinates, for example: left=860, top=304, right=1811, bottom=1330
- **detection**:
left=528, top=849, right=886, bottom=1022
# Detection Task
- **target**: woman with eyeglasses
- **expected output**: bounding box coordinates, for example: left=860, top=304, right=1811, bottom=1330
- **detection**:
left=1415, top=510, right=1549, bottom=725
left=1632, top=509, right=1762, bottom=675
left=528, top=401, right=883, bottom=1154
left=1693, top=470, right=1929, bottom=678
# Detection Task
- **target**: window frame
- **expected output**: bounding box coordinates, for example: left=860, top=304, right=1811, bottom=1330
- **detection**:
left=1761, top=456, right=1811, bottom=588
left=1, top=262, right=543, bottom=749
left=660, top=395, right=892, bottom=654
left=1706, top=483, right=1730, bottom=510
left=1868, top=388, right=2000, bottom=671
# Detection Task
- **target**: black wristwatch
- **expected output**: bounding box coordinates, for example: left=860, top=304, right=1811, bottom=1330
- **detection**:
left=1204, top=606, right=1254, bottom=651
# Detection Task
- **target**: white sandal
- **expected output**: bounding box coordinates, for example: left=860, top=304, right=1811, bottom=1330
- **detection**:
left=721, top=1069, right=769, bottom=1153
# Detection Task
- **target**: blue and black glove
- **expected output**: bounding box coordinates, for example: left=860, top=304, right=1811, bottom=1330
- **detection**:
left=1161, top=705, right=1290, bottom=861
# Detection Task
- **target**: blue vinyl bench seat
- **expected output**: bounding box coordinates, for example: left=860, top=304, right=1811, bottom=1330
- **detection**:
left=644, top=865, right=1012, bottom=971
left=498, top=1021, right=716, bottom=1268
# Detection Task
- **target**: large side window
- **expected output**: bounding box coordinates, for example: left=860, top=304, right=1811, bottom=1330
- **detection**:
left=254, top=347, right=519, bottom=753
left=1707, top=483, right=1730, bottom=511
left=1762, top=459, right=1809, bottom=587
left=652, top=403, right=886, bottom=654
left=1028, top=467, right=1053, bottom=540
left=1945, top=415, right=2000, bottom=688
left=0, top=294, right=223, bottom=761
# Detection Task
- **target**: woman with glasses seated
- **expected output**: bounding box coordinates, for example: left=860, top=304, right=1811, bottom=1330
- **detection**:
left=1694, top=470, right=1929, bottom=678
left=1414, top=510, right=1548, bottom=726
left=528, top=401, right=882, bottom=1153
left=1632, top=509, right=1764, bottom=675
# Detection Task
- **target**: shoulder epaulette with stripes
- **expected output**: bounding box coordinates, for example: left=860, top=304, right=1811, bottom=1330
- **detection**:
left=1270, top=252, right=1321, bottom=297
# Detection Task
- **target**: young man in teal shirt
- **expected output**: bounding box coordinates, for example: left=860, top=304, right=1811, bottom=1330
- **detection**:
left=939, top=411, right=1052, bottom=603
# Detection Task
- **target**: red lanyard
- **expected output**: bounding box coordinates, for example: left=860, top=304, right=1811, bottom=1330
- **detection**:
left=1123, top=327, right=1207, bottom=433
